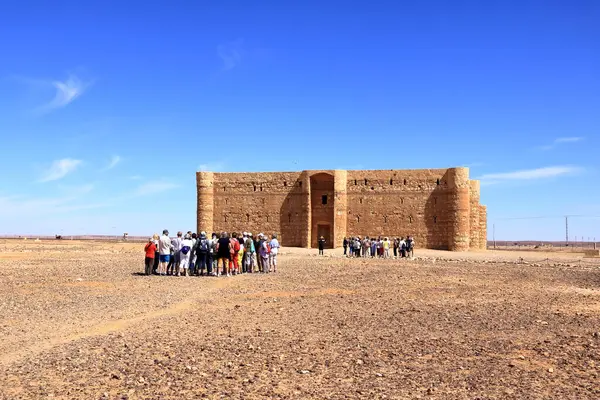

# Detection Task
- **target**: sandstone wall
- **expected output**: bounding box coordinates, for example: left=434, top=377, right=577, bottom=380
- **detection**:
left=345, top=169, right=456, bottom=249
left=196, top=171, right=305, bottom=246
left=196, top=167, right=487, bottom=251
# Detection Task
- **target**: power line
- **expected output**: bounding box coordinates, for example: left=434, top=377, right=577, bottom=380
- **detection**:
left=492, top=214, right=600, bottom=221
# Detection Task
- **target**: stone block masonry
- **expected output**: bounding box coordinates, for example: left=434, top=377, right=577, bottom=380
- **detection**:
left=196, top=168, right=487, bottom=251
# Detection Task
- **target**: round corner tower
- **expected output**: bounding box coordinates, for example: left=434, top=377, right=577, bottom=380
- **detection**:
left=196, top=171, right=214, bottom=234
left=333, top=169, right=348, bottom=248
left=469, top=180, right=481, bottom=250
left=447, top=167, right=470, bottom=251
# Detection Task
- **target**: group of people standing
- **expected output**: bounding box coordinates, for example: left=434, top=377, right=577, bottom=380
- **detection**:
left=342, top=236, right=415, bottom=258
left=143, top=230, right=280, bottom=276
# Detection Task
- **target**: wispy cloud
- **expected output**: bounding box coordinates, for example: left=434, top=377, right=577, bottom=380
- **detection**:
left=57, top=183, right=95, bottom=195
left=217, top=38, right=245, bottom=70
left=38, top=158, right=82, bottom=182
left=0, top=186, right=106, bottom=218
left=197, top=162, right=225, bottom=172
left=102, top=155, right=121, bottom=171
left=538, top=137, right=584, bottom=151
left=465, top=162, right=485, bottom=168
left=477, top=165, right=584, bottom=185
left=129, top=175, right=143, bottom=180
left=555, top=137, right=583, bottom=143
left=34, top=74, right=91, bottom=114
left=132, top=181, right=179, bottom=197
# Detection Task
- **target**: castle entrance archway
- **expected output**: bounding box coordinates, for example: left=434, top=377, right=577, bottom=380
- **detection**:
left=310, top=173, right=334, bottom=248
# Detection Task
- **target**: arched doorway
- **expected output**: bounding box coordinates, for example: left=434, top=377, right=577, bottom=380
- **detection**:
left=310, top=173, right=334, bottom=248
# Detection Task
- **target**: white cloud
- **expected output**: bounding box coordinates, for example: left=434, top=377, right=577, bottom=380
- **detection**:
left=555, top=137, right=584, bottom=143
left=0, top=193, right=107, bottom=218
left=197, top=162, right=225, bottom=172
left=217, top=39, right=245, bottom=70
left=477, top=166, right=583, bottom=183
left=102, top=155, right=121, bottom=171
left=129, top=175, right=143, bottom=180
left=39, top=158, right=82, bottom=182
left=132, top=181, right=179, bottom=197
left=538, top=137, right=584, bottom=150
left=34, top=74, right=91, bottom=113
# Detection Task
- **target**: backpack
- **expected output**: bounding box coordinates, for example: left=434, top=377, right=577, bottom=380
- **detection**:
left=181, top=245, right=190, bottom=255
left=265, top=241, right=271, bottom=254
left=245, top=238, right=253, bottom=252
left=198, top=238, right=209, bottom=253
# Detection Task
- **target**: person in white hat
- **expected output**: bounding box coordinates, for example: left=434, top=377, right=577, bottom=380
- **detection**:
left=179, top=233, right=194, bottom=276
left=244, top=232, right=255, bottom=273
left=269, top=233, right=280, bottom=273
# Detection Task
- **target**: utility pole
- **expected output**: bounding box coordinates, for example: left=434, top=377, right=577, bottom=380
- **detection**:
left=493, top=223, right=496, bottom=249
left=565, top=216, right=569, bottom=246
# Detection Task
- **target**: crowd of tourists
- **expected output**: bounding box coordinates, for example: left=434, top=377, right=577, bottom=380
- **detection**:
left=143, top=230, right=280, bottom=276
left=341, top=236, right=415, bottom=258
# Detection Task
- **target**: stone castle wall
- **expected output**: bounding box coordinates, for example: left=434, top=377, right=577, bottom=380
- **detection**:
left=196, top=168, right=487, bottom=251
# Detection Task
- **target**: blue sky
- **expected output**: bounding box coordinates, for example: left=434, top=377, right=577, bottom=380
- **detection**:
left=0, top=0, right=598, bottom=240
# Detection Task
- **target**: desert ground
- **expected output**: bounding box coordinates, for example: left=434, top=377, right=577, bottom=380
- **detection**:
left=1, top=240, right=599, bottom=400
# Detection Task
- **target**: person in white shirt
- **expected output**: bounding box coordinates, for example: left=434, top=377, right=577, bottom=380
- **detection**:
left=158, top=230, right=173, bottom=275
left=170, top=231, right=183, bottom=275
left=399, top=237, right=406, bottom=258
left=269, top=233, right=280, bottom=273
left=179, top=233, right=194, bottom=276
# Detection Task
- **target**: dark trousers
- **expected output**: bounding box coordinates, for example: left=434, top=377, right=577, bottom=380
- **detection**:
left=242, top=253, right=248, bottom=273
left=144, top=257, right=154, bottom=275
left=197, top=252, right=208, bottom=274
left=152, top=252, right=159, bottom=274
left=319, top=248, right=324, bottom=255
left=206, top=252, right=213, bottom=274
left=393, top=248, right=397, bottom=257
left=343, top=246, right=347, bottom=255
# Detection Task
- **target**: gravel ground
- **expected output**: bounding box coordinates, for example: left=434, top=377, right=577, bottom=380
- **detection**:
left=1, top=240, right=599, bottom=399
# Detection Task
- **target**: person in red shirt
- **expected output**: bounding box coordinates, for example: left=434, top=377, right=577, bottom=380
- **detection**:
left=229, top=232, right=240, bottom=275
left=144, top=238, right=157, bottom=275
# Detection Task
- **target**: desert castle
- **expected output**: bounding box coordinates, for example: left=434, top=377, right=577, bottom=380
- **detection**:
left=196, top=168, right=486, bottom=251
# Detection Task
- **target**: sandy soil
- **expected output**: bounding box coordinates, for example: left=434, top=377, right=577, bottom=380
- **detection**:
left=1, top=240, right=599, bottom=399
